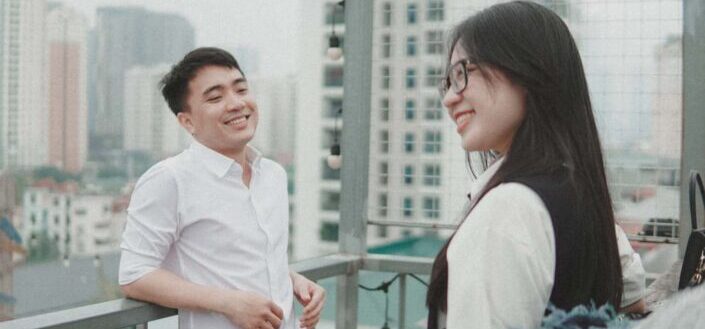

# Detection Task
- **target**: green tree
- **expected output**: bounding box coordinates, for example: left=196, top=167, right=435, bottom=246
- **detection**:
left=32, top=166, right=79, bottom=183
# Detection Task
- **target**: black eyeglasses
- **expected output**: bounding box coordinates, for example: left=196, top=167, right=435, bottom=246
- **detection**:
left=438, top=59, right=472, bottom=99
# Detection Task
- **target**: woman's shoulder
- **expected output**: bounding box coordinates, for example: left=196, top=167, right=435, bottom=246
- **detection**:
left=478, top=182, right=547, bottom=214
left=465, top=182, right=554, bottom=243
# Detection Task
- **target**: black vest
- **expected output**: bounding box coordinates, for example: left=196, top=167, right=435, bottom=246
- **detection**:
left=509, top=169, right=597, bottom=311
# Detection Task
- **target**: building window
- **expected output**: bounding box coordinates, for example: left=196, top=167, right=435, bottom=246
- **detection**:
left=377, top=225, right=388, bottom=238
left=322, top=128, right=337, bottom=148
left=380, top=162, right=389, bottom=185
left=423, top=196, right=441, bottom=219
left=426, top=31, right=444, bottom=55
left=423, top=164, right=441, bottom=186
left=321, top=159, right=341, bottom=180
left=382, top=34, right=392, bottom=58
left=403, top=165, right=415, bottom=185
left=427, top=0, right=444, bottom=22
left=379, top=193, right=388, bottom=217
left=382, top=2, right=392, bottom=26
left=403, top=197, right=414, bottom=218
left=406, top=36, right=417, bottom=56
left=54, top=215, right=60, bottom=225
left=407, top=3, right=418, bottom=24
left=325, top=2, right=345, bottom=24
left=320, top=222, right=339, bottom=242
left=380, top=98, right=390, bottom=121
left=424, top=98, right=443, bottom=120
left=325, top=97, right=343, bottom=118
left=324, top=66, right=343, bottom=87
left=405, top=99, right=416, bottom=120
left=406, top=68, right=416, bottom=89
left=320, top=191, right=340, bottom=211
left=426, top=66, right=443, bottom=88
left=404, top=133, right=415, bottom=153
left=380, top=130, right=390, bottom=153
left=424, top=131, right=442, bottom=153
left=30, top=213, right=36, bottom=225
left=382, top=66, right=391, bottom=89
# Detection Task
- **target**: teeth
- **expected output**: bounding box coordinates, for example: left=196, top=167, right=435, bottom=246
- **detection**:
left=226, top=117, right=247, bottom=125
left=456, top=111, right=473, bottom=126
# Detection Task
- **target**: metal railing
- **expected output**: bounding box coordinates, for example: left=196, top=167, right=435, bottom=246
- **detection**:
left=0, top=254, right=432, bottom=329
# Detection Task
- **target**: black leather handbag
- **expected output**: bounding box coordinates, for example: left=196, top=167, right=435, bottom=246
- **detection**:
left=678, top=171, right=705, bottom=289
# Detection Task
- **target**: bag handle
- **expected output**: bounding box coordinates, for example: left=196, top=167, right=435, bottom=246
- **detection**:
left=689, top=171, right=705, bottom=230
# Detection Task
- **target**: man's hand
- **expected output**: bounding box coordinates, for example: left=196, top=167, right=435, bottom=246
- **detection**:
left=291, top=272, right=326, bottom=329
left=217, top=290, right=284, bottom=329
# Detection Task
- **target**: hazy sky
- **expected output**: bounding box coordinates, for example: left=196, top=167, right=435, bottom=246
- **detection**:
left=58, top=0, right=300, bottom=76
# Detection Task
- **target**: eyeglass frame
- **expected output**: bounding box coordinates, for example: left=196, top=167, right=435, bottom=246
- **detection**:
left=438, top=58, right=473, bottom=99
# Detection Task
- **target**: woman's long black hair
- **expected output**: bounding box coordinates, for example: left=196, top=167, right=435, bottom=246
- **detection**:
left=426, top=1, right=622, bottom=327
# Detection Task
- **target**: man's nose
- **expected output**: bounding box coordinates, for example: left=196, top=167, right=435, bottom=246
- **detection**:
left=225, top=93, right=246, bottom=111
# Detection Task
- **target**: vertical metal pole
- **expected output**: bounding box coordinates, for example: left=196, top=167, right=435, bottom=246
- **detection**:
left=336, top=0, right=374, bottom=328
left=680, top=0, right=705, bottom=257
left=398, top=274, right=407, bottom=329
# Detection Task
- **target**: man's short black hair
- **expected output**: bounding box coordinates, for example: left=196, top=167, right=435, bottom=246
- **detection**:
left=160, top=47, right=243, bottom=115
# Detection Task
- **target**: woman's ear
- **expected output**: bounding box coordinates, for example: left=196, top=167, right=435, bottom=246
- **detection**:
left=177, top=112, right=195, bottom=136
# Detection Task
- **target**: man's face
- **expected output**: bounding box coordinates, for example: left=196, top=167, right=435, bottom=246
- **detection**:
left=178, top=65, right=258, bottom=157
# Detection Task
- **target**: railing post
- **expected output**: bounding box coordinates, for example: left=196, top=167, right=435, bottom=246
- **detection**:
left=337, top=0, right=374, bottom=328
left=398, top=274, right=407, bottom=329
left=680, top=0, right=705, bottom=257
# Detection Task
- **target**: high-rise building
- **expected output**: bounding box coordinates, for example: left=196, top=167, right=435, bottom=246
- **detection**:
left=46, top=5, right=88, bottom=173
left=0, top=171, right=19, bottom=320
left=651, top=36, right=682, bottom=161
left=22, top=180, right=77, bottom=257
left=293, top=0, right=468, bottom=260
left=22, top=180, right=125, bottom=258
left=92, top=7, right=194, bottom=158
left=0, top=0, right=47, bottom=170
left=70, top=194, right=125, bottom=256
left=249, top=75, right=297, bottom=166
left=368, top=0, right=469, bottom=244
left=123, top=64, right=190, bottom=159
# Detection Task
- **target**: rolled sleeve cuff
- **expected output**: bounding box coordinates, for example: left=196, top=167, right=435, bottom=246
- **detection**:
left=118, top=248, right=162, bottom=285
left=621, top=252, right=646, bottom=308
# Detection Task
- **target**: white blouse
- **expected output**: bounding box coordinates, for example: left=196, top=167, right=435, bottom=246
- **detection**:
left=445, top=158, right=645, bottom=329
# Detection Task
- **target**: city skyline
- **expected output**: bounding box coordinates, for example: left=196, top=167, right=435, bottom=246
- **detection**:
left=56, top=0, right=299, bottom=78
left=0, top=0, right=690, bottom=323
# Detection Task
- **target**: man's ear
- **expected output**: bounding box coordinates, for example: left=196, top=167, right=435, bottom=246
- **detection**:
left=177, top=112, right=195, bottom=135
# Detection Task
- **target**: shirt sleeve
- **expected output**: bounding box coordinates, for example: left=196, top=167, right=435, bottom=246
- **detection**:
left=615, top=224, right=646, bottom=308
left=119, top=163, right=180, bottom=285
left=446, top=183, right=555, bottom=329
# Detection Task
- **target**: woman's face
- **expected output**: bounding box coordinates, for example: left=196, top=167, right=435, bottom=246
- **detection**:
left=442, top=45, right=526, bottom=155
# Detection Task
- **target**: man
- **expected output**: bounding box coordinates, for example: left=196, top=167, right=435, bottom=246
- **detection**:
left=119, top=47, right=324, bottom=329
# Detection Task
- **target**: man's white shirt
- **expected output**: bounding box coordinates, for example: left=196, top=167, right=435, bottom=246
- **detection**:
left=119, top=140, right=295, bottom=329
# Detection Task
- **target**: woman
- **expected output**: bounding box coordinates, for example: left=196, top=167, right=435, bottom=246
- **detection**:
left=426, top=2, right=637, bottom=328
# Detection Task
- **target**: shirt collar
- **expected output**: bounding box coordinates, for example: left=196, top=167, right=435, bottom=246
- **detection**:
left=189, top=140, right=263, bottom=178
left=468, top=156, right=505, bottom=198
